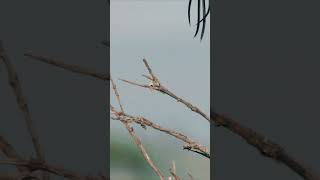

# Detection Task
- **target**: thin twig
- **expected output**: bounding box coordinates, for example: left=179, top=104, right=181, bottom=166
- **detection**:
left=110, top=77, right=124, bottom=113
left=122, top=121, right=165, bottom=180
left=0, top=42, right=46, bottom=166
left=0, top=159, right=94, bottom=180
left=110, top=79, right=165, bottom=180
left=142, top=59, right=158, bottom=82
left=169, top=161, right=180, bottom=180
left=119, top=59, right=210, bottom=122
left=24, top=51, right=109, bottom=81
left=0, top=135, right=30, bottom=174
left=211, top=110, right=320, bottom=180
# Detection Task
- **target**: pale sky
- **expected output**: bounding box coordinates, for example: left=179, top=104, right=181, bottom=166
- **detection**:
left=110, top=1, right=210, bottom=179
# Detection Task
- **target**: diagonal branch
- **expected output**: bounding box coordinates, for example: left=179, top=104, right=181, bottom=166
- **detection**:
left=211, top=110, right=320, bottom=180
left=121, top=120, right=165, bottom=180
left=0, top=42, right=46, bottom=166
left=24, top=52, right=109, bottom=81
left=111, top=108, right=210, bottom=158
left=169, top=161, right=180, bottom=180
left=110, top=78, right=165, bottom=180
left=0, top=135, right=30, bottom=175
left=110, top=77, right=125, bottom=113
left=119, top=59, right=210, bottom=122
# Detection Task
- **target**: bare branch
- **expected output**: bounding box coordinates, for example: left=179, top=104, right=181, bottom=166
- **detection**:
left=110, top=79, right=165, bottom=180
left=111, top=108, right=210, bottom=158
left=122, top=121, right=165, bottom=180
left=110, top=77, right=125, bottom=113
left=120, top=59, right=210, bottom=122
left=169, top=161, right=180, bottom=180
left=211, top=111, right=320, bottom=180
left=142, top=59, right=158, bottom=82
left=0, top=135, right=30, bottom=174
left=119, top=78, right=149, bottom=88
left=0, top=158, right=99, bottom=180
left=24, top=51, right=109, bottom=81
left=0, top=42, right=46, bottom=166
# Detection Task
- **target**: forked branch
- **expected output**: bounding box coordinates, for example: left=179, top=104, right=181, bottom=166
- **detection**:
left=0, top=42, right=46, bottom=170
left=22, top=51, right=320, bottom=180
left=110, top=77, right=165, bottom=180
left=120, top=59, right=210, bottom=122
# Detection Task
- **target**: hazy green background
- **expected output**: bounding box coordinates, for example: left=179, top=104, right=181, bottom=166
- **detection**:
left=111, top=1, right=210, bottom=179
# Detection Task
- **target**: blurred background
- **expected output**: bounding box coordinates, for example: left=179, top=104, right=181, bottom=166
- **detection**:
left=0, top=0, right=108, bottom=178
left=110, top=0, right=210, bottom=179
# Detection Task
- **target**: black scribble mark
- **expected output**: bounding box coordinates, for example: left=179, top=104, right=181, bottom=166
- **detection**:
left=200, top=0, right=206, bottom=40
left=188, top=0, right=210, bottom=40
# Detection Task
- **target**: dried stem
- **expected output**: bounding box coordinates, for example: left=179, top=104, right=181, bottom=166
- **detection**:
left=211, top=111, right=320, bottom=180
left=111, top=108, right=210, bottom=158
left=24, top=51, right=109, bottom=81
left=0, top=135, right=31, bottom=175
left=0, top=42, right=46, bottom=166
left=122, top=121, right=165, bottom=180
left=119, top=59, right=320, bottom=180
left=0, top=159, right=101, bottom=180
left=120, top=59, right=209, bottom=122
left=169, top=161, right=180, bottom=180
left=110, top=78, right=165, bottom=180
left=24, top=51, right=319, bottom=180
left=110, top=77, right=124, bottom=113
